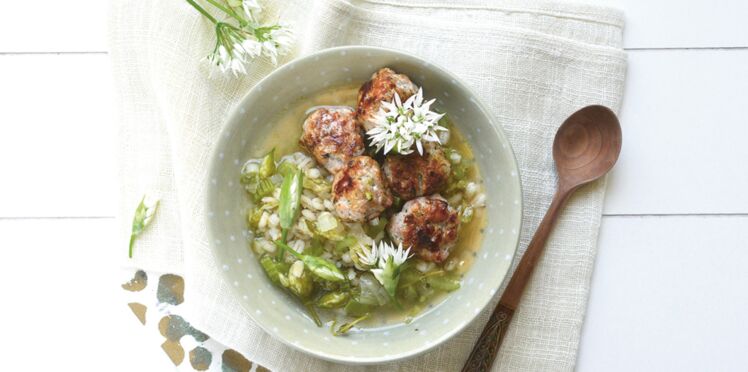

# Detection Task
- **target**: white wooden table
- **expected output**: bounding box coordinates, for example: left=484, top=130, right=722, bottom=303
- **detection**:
left=1, top=1, right=746, bottom=370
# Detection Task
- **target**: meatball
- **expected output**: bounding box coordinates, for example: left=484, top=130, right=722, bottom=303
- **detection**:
left=332, top=156, right=393, bottom=222
left=383, top=144, right=451, bottom=201
left=388, top=195, right=460, bottom=263
left=357, top=68, right=418, bottom=131
left=299, top=106, right=365, bottom=174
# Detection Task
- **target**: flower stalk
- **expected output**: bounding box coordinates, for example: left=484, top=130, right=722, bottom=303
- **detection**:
left=184, top=0, right=293, bottom=75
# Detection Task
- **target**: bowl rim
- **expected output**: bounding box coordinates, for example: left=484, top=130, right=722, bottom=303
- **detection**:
left=206, top=45, right=524, bottom=364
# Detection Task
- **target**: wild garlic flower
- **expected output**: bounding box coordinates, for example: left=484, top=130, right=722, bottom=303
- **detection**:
left=206, top=23, right=258, bottom=76
left=357, top=244, right=380, bottom=268
left=367, top=88, right=448, bottom=155
left=254, top=25, right=293, bottom=66
left=369, top=241, right=412, bottom=295
left=189, top=0, right=293, bottom=75
left=240, top=0, right=262, bottom=21
left=376, top=241, right=412, bottom=268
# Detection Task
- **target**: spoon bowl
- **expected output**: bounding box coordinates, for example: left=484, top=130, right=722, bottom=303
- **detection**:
left=554, top=105, right=622, bottom=189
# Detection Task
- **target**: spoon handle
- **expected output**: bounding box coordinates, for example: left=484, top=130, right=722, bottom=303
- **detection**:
left=462, top=187, right=574, bottom=372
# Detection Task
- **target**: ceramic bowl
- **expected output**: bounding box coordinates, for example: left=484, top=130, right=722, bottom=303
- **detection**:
left=206, top=46, right=522, bottom=364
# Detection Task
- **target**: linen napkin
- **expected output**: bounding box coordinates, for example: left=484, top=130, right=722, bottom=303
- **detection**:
left=110, top=0, right=626, bottom=370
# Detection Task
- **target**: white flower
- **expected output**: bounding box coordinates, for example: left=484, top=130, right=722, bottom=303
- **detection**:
left=241, top=0, right=262, bottom=21
left=256, top=25, right=293, bottom=65
left=240, top=38, right=262, bottom=59
left=206, top=22, right=293, bottom=76
left=377, top=241, right=411, bottom=268
left=357, top=244, right=380, bottom=267
left=366, top=88, right=448, bottom=155
left=370, top=241, right=412, bottom=288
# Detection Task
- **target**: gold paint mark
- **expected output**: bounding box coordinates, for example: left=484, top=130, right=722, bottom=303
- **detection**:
left=121, top=270, right=147, bottom=292
left=127, top=302, right=147, bottom=325
left=256, top=364, right=271, bottom=372
left=161, top=340, right=184, bottom=366
left=158, top=315, right=209, bottom=342
left=189, top=346, right=212, bottom=371
left=222, top=349, right=251, bottom=372
left=157, top=274, right=185, bottom=305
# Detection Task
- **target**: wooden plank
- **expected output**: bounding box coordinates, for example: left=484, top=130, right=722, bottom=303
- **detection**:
left=0, top=54, right=115, bottom=217
left=0, top=218, right=176, bottom=370
left=0, top=0, right=747, bottom=52
left=577, top=215, right=748, bottom=371
left=0, top=0, right=107, bottom=52
left=604, top=48, right=748, bottom=215
left=597, top=0, right=748, bottom=49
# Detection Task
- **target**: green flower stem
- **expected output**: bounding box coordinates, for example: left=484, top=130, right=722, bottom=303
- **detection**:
left=185, top=0, right=218, bottom=24
left=128, top=234, right=136, bottom=258
left=204, top=0, right=249, bottom=27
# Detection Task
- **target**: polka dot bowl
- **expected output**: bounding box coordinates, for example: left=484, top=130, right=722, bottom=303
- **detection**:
left=206, top=46, right=522, bottom=364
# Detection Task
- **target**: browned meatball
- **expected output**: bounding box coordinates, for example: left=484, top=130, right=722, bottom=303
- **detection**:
left=383, top=144, right=451, bottom=201
left=299, top=107, right=365, bottom=174
left=387, top=195, right=460, bottom=263
left=332, top=156, right=393, bottom=222
left=356, top=68, right=418, bottom=131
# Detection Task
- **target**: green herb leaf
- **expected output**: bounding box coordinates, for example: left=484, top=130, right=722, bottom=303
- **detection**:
left=277, top=169, right=303, bottom=259
left=279, top=169, right=303, bottom=233
left=331, top=313, right=370, bottom=336
left=247, top=207, right=263, bottom=229
left=128, top=195, right=160, bottom=258
left=316, top=292, right=350, bottom=309
left=460, top=206, right=474, bottom=223
left=259, top=254, right=288, bottom=286
left=280, top=261, right=314, bottom=299
left=302, top=176, right=330, bottom=194
left=273, top=241, right=346, bottom=282
left=305, top=235, right=325, bottom=257
left=426, top=274, right=461, bottom=292
left=254, top=177, right=275, bottom=201
left=379, top=256, right=400, bottom=299
left=259, top=148, right=276, bottom=178
left=301, top=255, right=346, bottom=282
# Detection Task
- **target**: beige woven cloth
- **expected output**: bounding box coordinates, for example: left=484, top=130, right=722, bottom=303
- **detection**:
left=111, top=0, right=626, bottom=370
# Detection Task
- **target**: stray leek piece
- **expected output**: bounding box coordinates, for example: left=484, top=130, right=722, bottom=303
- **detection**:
left=128, top=195, right=160, bottom=258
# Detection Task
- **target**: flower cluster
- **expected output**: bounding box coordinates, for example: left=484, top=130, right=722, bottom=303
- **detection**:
left=357, top=241, right=411, bottom=269
left=358, top=241, right=412, bottom=297
left=366, top=88, right=448, bottom=155
left=187, top=0, right=293, bottom=76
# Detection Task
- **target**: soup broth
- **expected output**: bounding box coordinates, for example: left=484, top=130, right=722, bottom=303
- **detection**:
left=251, top=84, right=486, bottom=327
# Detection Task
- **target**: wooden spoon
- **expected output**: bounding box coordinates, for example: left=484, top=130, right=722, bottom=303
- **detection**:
left=461, top=105, right=622, bottom=372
